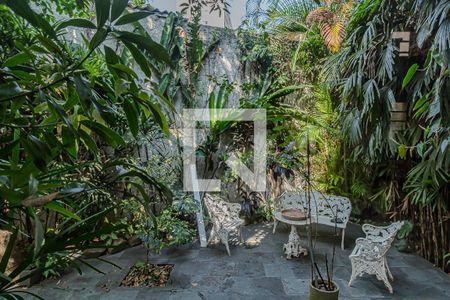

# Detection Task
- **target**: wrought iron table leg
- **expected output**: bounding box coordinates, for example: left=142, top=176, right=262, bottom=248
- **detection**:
left=283, top=225, right=308, bottom=259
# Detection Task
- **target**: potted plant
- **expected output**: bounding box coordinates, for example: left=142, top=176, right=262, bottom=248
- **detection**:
left=309, top=258, right=339, bottom=300
left=304, top=133, right=340, bottom=300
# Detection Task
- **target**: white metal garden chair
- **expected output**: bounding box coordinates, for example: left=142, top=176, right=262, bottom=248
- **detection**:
left=348, top=221, right=404, bottom=293
left=204, top=193, right=244, bottom=256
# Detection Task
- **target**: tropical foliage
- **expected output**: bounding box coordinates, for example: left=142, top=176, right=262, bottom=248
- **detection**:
left=0, top=0, right=189, bottom=297
left=324, top=0, right=449, bottom=269
left=0, top=1, right=449, bottom=298
left=245, top=0, right=449, bottom=271
left=246, top=0, right=352, bottom=52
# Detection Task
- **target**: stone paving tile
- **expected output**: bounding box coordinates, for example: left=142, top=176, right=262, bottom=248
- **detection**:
left=263, top=262, right=296, bottom=278
left=136, top=288, right=204, bottom=300
left=222, top=276, right=286, bottom=296
left=391, top=266, right=449, bottom=284
left=84, top=287, right=141, bottom=300
left=174, top=261, right=238, bottom=277
left=189, top=275, right=233, bottom=293
left=24, top=222, right=450, bottom=300
left=336, top=277, right=388, bottom=299
left=235, top=261, right=266, bottom=277
left=149, top=249, right=200, bottom=263
left=289, top=263, right=312, bottom=279
left=198, top=291, right=300, bottom=300
left=399, top=252, right=441, bottom=269
left=232, top=250, right=280, bottom=263
left=281, top=277, right=309, bottom=296
left=364, top=274, right=450, bottom=300
left=22, top=286, right=76, bottom=299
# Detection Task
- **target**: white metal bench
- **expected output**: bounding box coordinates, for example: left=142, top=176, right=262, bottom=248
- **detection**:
left=349, top=221, right=404, bottom=293
left=204, top=193, right=244, bottom=255
left=273, top=191, right=352, bottom=249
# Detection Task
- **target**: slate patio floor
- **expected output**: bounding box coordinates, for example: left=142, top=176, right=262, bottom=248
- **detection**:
left=25, top=223, right=450, bottom=299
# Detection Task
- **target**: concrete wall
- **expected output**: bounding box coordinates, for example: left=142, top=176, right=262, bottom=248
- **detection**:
left=133, top=13, right=261, bottom=201
left=64, top=10, right=256, bottom=109
left=140, top=13, right=257, bottom=109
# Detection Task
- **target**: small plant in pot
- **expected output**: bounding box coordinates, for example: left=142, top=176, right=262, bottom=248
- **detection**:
left=303, top=133, right=340, bottom=300
left=310, top=280, right=339, bottom=300
left=310, top=258, right=339, bottom=300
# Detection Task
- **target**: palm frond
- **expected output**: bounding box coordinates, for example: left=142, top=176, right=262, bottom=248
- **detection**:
left=320, top=20, right=344, bottom=52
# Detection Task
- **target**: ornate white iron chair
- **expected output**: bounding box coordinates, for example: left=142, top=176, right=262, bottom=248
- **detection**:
left=349, top=221, right=404, bottom=293
left=204, top=194, right=244, bottom=256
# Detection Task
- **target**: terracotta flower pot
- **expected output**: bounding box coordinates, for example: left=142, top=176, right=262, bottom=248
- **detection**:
left=310, top=280, right=339, bottom=300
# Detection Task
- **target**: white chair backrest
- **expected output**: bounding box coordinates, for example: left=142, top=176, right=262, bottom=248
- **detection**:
left=278, top=191, right=352, bottom=225
left=315, top=194, right=352, bottom=225
left=278, top=191, right=306, bottom=210
left=365, top=221, right=404, bottom=245
left=204, top=194, right=240, bottom=224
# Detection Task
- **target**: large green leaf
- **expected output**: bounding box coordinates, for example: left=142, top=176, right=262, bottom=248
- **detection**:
left=74, top=75, right=92, bottom=112
left=104, top=45, right=120, bottom=65
left=0, top=229, right=17, bottom=273
left=91, top=97, right=117, bottom=127
left=109, top=63, right=138, bottom=78
left=137, top=95, right=169, bottom=135
left=116, top=31, right=172, bottom=66
left=79, top=128, right=100, bottom=155
left=402, top=63, right=419, bottom=88
left=264, top=85, right=303, bottom=103
left=160, top=13, right=176, bottom=49
left=56, top=18, right=97, bottom=31
left=123, top=98, right=139, bottom=137
left=398, top=144, right=407, bottom=159
left=5, top=0, right=56, bottom=39
left=216, top=83, right=230, bottom=109
left=110, top=0, right=129, bottom=21
left=0, top=82, right=23, bottom=100
left=23, top=135, right=52, bottom=171
left=81, top=120, right=125, bottom=148
left=121, top=40, right=152, bottom=78
left=44, top=202, right=81, bottom=221
left=114, top=11, right=152, bottom=25
left=3, top=52, right=31, bottom=67
left=33, top=211, right=45, bottom=259
left=95, top=0, right=111, bottom=28
left=89, top=28, right=108, bottom=50
left=46, top=96, right=74, bottom=131
left=150, top=88, right=176, bottom=113
left=59, top=207, right=113, bottom=236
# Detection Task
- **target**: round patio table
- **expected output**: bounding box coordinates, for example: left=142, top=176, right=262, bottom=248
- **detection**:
left=274, top=211, right=313, bottom=259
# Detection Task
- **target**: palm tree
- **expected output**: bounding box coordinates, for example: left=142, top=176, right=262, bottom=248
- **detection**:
left=246, top=0, right=353, bottom=52
left=180, top=0, right=230, bottom=16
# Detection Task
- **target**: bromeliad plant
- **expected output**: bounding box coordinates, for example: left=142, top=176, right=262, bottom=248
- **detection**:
left=0, top=0, right=175, bottom=297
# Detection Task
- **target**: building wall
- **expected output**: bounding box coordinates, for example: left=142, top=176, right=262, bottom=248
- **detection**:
left=137, top=13, right=256, bottom=108
left=133, top=13, right=259, bottom=201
